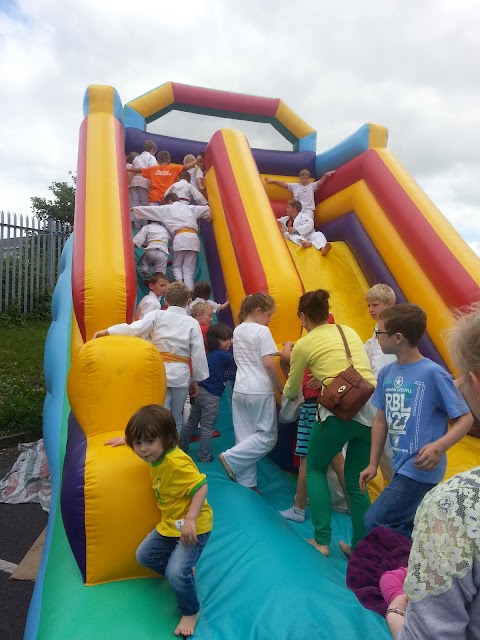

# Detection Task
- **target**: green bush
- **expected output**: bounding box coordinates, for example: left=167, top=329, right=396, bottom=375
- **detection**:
left=0, top=317, right=49, bottom=437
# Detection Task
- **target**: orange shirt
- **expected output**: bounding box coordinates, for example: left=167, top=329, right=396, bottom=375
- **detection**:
left=141, top=164, right=183, bottom=202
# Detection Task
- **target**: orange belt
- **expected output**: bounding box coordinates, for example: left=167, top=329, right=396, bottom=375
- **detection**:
left=175, top=227, right=196, bottom=235
left=160, top=352, right=190, bottom=365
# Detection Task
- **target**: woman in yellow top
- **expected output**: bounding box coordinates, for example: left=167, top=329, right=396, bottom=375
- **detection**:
left=282, top=290, right=376, bottom=557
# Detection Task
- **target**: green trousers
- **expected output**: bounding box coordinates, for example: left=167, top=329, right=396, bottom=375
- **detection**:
left=306, top=416, right=371, bottom=549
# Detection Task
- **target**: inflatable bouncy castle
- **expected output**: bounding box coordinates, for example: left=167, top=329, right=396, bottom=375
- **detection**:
left=25, top=83, right=480, bottom=639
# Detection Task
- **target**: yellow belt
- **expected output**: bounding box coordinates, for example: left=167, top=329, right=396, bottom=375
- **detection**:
left=160, top=352, right=190, bottom=365
left=175, top=227, right=196, bottom=235
left=149, top=239, right=168, bottom=245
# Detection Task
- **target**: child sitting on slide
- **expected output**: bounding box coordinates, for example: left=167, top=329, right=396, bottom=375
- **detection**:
left=277, top=199, right=331, bottom=256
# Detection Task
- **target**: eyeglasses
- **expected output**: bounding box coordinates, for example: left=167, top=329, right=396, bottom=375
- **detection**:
left=374, top=330, right=390, bottom=338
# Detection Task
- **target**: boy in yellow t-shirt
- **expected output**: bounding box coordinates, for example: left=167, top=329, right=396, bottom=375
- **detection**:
left=125, top=404, right=213, bottom=638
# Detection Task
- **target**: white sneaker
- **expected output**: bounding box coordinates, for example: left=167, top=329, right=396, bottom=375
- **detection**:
left=279, top=506, right=306, bottom=523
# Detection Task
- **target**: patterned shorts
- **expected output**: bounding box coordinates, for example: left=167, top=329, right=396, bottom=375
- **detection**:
left=295, top=398, right=318, bottom=457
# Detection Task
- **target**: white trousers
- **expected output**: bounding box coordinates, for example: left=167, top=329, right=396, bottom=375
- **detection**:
left=129, top=186, right=150, bottom=207
left=286, top=230, right=328, bottom=250
left=139, top=248, right=168, bottom=279
left=223, top=392, right=277, bottom=488
left=172, top=250, right=197, bottom=290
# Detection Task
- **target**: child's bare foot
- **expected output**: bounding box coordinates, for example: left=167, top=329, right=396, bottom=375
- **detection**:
left=174, top=613, right=199, bottom=636
left=339, top=540, right=352, bottom=557
left=301, top=240, right=313, bottom=248
left=218, top=454, right=236, bottom=481
left=321, top=242, right=332, bottom=256
left=306, top=538, right=330, bottom=556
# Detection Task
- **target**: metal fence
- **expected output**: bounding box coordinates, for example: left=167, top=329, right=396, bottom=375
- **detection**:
left=0, top=211, right=72, bottom=314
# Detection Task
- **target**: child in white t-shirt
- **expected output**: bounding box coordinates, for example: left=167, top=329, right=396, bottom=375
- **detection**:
left=129, top=140, right=158, bottom=208
left=266, top=168, right=335, bottom=219
left=218, top=293, right=283, bottom=490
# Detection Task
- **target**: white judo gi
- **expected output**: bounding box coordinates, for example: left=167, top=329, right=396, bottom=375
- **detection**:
left=133, top=221, right=171, bottom=278
left=134, top=202, right=212, bottom=290
left=164, top=179, right=208, bottom=205
left=108, top=306, right=209, bottom=434
left=277, top=214, right=328, bottom=250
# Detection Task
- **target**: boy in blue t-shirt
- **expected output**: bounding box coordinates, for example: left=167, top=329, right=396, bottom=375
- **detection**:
left=179, top=323, right=236, bottom=462
left=359, top=303, right=472, bottom=539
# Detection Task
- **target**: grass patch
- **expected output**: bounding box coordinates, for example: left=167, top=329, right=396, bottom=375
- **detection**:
left=0, top=316, right=49, bottom=437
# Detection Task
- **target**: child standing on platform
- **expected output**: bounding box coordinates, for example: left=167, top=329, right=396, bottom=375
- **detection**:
left=218, top=293, right=283, bottom=490
left=266, top=169, right=335, bottom=219
left=129, top=140, right=158, bottom=207
left=179, top=323, right=236, bottom=463
left=128, top=151, right=200, bottom=205
left=126, top=404, right=212, bottom=638
left=93, top=282, right=209, bottom=435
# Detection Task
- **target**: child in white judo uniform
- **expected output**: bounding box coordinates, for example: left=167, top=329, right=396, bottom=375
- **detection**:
left=218, top=293, right=284, bottom=490
left=135, top=272, right=169, bottom=321
left=133, top=194, right=212, bottom=291
left=133, top=220, right=172, bottom=279
left=266, top=169, right=335, bottom=220
left=277, top=199, right=332, bottom=256
left=93, top=282, right=209, bottom=436
left=164, top=170, right=208, bottom=205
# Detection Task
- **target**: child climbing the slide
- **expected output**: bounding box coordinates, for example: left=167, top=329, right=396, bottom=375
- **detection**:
left=277, top=199, right=331, bottom=256
left=135, top=272, right=169, bottom=321
left=218, top=293, right=283, bottom=490
left=179, top=323, right=236, bottom=462
left=125, top=404, right=212, bottom=638
left=94, top=282, right=209, bottom=435
left=266, top=168, right=335, bottom=219
left=164, top=170, right=208, bottom=205
left=187, top=281, right=230, bottom=316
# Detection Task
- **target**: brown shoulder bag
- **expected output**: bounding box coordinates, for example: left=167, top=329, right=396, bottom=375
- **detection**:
left=317, top=325, right=375, bottom=422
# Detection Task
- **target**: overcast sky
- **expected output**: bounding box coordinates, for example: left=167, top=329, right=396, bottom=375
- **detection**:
left=1, top=0, right=478, bottom=253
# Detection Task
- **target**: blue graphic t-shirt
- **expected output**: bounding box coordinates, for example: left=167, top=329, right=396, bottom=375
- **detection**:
left=372, top=358, right=469, bottom=484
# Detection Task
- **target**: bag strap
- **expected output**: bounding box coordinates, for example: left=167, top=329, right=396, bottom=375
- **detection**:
left=336, top=325, right=353, bottom=365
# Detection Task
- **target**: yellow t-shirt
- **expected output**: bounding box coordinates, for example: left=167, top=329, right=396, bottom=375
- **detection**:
left=283, top=323, right=376, bottom=399
left=150, top=447, right=213, bottom=537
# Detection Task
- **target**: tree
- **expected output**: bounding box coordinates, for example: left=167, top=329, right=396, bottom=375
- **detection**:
left=31, top=171, right=76, bottom=225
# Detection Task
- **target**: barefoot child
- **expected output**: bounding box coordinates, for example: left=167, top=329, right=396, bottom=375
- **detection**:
left=277, top=199, right=331, bottom=256
left=218, top=293, right=283, bottom=489
left=126, top=404, right=212, bottom=637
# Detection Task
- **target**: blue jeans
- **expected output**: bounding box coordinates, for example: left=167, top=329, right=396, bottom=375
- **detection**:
left=179, top=386, right=220, bottom=461
left=364, top=473, right=437, bottom=539
left=136, top=528, right=210, bottom=615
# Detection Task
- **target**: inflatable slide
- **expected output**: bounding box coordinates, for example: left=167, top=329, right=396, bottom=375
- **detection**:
left=25, top=83, right=480, bottom=640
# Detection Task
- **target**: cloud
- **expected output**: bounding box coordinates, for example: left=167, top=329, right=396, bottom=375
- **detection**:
left=0, top=0, right=478, bottom=258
